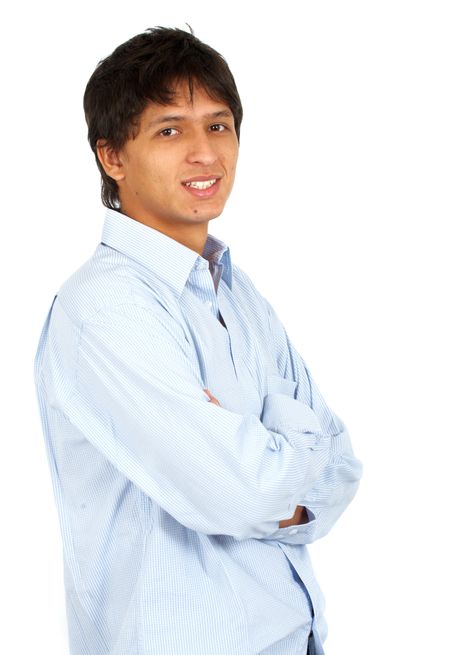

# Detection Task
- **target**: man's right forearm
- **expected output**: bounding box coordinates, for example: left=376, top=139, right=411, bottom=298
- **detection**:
left=204, top=388, right=310, bottom=531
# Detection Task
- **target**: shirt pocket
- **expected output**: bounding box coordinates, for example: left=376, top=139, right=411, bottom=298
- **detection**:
left=266, top=373, right=298, bottom=398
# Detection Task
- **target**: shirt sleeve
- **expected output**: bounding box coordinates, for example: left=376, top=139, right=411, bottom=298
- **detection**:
left=43, top=299, right=340, bottom=542
left=257, top=297, right=363, bottom=545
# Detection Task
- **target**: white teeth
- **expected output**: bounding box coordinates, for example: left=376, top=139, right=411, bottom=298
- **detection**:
left=185, top=179, right=217, bottom=189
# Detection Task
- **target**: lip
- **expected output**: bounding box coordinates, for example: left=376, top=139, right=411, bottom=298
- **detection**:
left=181, top=176, right=222, bottom=198
left=182, top=174, right=222, bottom=184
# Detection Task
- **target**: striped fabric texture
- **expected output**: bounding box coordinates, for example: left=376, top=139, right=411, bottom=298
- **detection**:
left=34, top=209, right=362, bottom=655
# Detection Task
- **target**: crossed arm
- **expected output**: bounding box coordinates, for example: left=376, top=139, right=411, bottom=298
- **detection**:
left=204, top=388, right=309, bottom=528
left=61, top=295, right=361, bottom=543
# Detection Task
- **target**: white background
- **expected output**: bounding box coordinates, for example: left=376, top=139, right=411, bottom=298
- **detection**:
left=1, top=1, right=449, bottom=653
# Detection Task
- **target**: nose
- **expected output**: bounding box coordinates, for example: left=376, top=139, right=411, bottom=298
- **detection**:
left=185, top=129, right=219, bottom=166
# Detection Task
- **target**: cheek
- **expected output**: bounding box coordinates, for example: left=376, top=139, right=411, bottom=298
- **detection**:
left=226, top=143, right=239, bottom=169
left=227, top=154, right=238, bottom=180
left=148, top=153, right=179, bottom=187
left=134, top=160, right=166, bottom=192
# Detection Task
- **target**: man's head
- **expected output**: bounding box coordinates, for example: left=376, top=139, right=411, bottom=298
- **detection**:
left=84, top=26, right=243, bottom=232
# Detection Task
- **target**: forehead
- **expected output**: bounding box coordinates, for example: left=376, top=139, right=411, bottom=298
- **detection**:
left=170, top=79, right=222, bottom=105
left=141, top=81, right=231, bottom=122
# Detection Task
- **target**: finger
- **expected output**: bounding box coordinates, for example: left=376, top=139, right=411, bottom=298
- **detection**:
left=203, top=388, right=221, bottom=406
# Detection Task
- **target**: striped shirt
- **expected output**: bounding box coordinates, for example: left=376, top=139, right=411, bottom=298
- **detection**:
left=34, top=208, right=362, bottom=655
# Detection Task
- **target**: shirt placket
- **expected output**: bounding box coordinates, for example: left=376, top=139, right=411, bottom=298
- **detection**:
left=190, top=260, right=239, bottom=380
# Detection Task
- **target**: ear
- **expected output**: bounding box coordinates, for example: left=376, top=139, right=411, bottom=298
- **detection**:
left=96, top=139, right=125, bottom=181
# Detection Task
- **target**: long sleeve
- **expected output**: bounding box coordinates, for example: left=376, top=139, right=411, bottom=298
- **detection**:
left=37, top=297, right=343, bottom=542
left=256, top=297, right=363, bottom=545
left=34, top=211, right=358, bottom=654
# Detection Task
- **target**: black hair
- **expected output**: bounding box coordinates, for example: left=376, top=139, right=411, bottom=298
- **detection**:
left=83, top=26, right=243, bottom=209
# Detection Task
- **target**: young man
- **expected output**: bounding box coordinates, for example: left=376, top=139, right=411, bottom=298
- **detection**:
left=34, top=26, right=362, bottom=655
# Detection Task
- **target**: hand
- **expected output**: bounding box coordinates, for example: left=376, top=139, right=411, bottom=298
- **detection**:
left=204, top=388, right=221, bottom=406
left=279, top=505, right=309, bottom=528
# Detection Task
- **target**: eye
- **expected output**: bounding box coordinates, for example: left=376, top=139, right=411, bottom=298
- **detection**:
left=159, top=128, right=179, bottom=137
left=210, top=123, right=227, bottom=132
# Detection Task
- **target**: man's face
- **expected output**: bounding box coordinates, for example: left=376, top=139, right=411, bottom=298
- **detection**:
left=114, top=81, right=239, bottom=233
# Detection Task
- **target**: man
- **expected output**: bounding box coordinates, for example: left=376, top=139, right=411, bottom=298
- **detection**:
left=34, top=26, right=362, bottom=655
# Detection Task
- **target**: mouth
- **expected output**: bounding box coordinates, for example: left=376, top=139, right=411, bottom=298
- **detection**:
left=181, top=176, right=221, bottom=198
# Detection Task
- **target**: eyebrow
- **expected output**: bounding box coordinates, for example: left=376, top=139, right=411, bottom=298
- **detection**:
left=145, top=109, right=233, bottom=130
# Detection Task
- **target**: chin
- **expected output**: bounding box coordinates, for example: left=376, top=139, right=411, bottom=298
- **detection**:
left=188, top=205, right=224, bottom=221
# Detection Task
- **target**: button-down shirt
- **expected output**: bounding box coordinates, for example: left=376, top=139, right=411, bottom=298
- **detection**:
left=34, top=209, right=362, bottom=655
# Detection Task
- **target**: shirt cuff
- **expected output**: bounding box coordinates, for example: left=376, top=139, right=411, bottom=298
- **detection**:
left=263, top=508, right=318, bottom=543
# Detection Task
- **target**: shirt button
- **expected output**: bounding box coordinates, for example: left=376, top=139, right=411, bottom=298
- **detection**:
left=288, top=528, right=299, bottom=535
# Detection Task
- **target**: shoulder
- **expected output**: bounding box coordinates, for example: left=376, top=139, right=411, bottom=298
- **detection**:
left=231, top=262, right=277, bottom=328
left=231, top=263, right=268, bottom=309
left=56, top=243, right=167, bottom=327
left=231, top=262, right=293, bottom=357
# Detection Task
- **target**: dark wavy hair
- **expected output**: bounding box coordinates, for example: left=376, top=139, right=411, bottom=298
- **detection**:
left=83, top=26, right=243, bottom=209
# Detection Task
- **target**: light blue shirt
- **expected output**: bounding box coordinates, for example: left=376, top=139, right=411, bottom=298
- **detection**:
left=34, top=209, right=362, bottom=655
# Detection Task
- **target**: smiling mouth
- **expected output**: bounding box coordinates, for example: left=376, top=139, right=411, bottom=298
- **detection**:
left=184, top=179, right=218, bottom=189
left=182, top=177, right=222, bottom=198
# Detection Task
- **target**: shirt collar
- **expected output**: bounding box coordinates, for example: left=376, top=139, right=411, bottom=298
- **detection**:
left=101, top=209, right=233, bottom=298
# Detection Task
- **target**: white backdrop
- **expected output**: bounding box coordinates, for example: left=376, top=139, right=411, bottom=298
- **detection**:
left=1, top=1, right=449, bottom=653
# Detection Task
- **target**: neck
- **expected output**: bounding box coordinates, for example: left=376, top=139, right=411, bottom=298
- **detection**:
left=120, top=209, right=209, bottom=256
